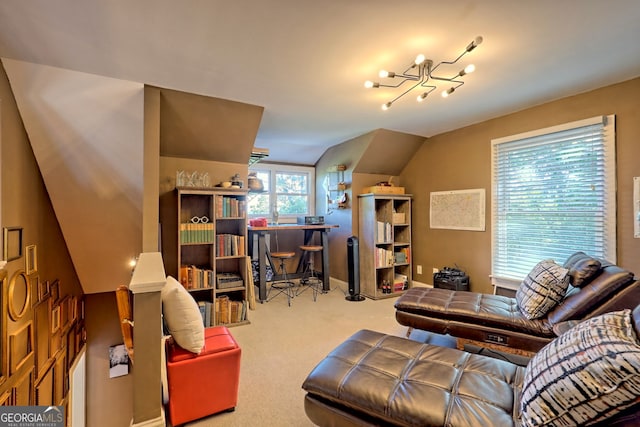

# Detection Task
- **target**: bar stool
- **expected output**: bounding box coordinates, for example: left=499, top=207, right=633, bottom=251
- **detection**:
left=296, top=245, right=324, bottom=301
left=268, top=252, right=297, bottom=306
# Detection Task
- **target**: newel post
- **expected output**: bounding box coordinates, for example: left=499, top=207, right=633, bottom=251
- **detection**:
left=129, top=252, right=166, bottom=427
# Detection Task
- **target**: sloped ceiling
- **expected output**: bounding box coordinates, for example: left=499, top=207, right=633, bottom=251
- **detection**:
left=3, top=58, right=143, bottom=294
left=354, top=129, right=425, bottom=175
left=157, top=87, right=263, bottom=163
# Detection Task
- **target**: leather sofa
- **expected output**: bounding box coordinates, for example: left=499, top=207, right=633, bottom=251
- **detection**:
left=394, top=252, right=640, bottom=353
left=302, top=306, right=640, bottom=427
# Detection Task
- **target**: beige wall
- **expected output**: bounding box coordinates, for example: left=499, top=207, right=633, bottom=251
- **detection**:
left=402, top=77, right=640, bottom=293
left=0, top=61, right=86, bottom=418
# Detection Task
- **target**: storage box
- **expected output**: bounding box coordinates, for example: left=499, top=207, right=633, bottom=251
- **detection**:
left=392, top=212, right=405, bottom=223
left=362, top=186, right=405, bottom=195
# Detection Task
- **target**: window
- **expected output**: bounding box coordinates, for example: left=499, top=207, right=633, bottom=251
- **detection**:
left=491, top=115, right=616, bottom=289
left=248, top=164, right=315, bottom=222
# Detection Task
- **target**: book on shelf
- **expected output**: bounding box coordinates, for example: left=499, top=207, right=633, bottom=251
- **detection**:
left=375, top=248, right=394, bottom=268
left=197, top=301, right=213, bottom=327
left=394, top=247, right=410, bottom=264
left=376, top=221, right=392, bottom=243
left=179, top=265, right=214, bottom=289
left=180, top=222, right=214, bottom=244
left=216, top=195, right=247, bottom=218
left=216, top=234, right=246, bottom=257
left=394, top=273, right=408, bottom=292
left=214, top=296, right=247, bottom=325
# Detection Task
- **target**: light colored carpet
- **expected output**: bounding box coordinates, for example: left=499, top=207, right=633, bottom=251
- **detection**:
left=185, top=280, right=407, bottom=426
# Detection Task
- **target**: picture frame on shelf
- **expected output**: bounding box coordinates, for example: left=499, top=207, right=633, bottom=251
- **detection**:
left=3, top=226, right=23, bottom=261
left=25, top=244, right=37, bottom=274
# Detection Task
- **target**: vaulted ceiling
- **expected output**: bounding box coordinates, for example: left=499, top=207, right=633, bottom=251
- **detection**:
left=1, top=1, right=639, bottom=165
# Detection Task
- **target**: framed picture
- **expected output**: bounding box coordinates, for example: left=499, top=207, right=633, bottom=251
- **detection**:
left=34, top=298, right=51, bottom=381
left=51, top=305, right=61, bottom=334
left=25, top=244, right=37, bottom=274
left=60, top=296, right=70, bottom=330
left=9, top=321, right=34, bottom=374
left=38, top=279, right=50, bottom=302
left=8, top=270, right=30, bottom=321
left=0, top=270, right=7, bottom=387
left=109, top=344, right=130, bottom=378
left=70, top=296, right=78, bottom=323
left=50, top=280, right=60, bottom=302
left=3, top=227, right=23, bottom=261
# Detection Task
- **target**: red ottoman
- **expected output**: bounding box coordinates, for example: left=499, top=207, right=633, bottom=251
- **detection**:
left=165, top=326, right=241, bottom=426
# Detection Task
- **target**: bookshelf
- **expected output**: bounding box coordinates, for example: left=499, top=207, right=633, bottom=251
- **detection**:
left=177, top=187, right=249, bottom=327
left=358, top=193, right=412, bottom=299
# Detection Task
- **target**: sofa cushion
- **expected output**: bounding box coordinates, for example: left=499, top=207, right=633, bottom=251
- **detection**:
left=516, top=260, right=570, bottom=320
left=161, top=275, right=204, bottom=354
left=520, top=310, right=640, bottom=426
left=563, top=251, right=602, bottom=288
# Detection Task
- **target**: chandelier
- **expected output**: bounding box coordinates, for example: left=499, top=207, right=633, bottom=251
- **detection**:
left=364, top=36, right=483, bottom=110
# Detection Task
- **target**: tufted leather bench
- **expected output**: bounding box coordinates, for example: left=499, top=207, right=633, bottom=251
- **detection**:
left=303, top=325, right=640, bottom=427
left=302, top=329, right=525, bottom=426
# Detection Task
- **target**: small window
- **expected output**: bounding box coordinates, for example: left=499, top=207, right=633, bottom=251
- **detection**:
left=248, top=164, right=315, bottom=222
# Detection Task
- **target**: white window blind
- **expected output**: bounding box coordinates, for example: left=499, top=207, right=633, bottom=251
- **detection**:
left=491, top=115, right=616, bottom=288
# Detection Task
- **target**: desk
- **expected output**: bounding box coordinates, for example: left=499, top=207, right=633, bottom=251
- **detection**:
left=248, top=224, right=339, bottom=302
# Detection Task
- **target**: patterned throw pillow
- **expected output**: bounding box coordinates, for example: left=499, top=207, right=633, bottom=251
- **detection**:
left=516, top=260, right=570, bottom=319
left=520, top=310, right=640, bottom=426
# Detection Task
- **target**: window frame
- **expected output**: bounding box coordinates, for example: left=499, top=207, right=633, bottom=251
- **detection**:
left=491, top=115, right=616, bottom=290
left=248, top=163, right=315, bottom=223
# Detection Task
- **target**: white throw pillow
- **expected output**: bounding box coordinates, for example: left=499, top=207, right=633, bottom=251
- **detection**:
left=161, top=275, right=204, bottom=354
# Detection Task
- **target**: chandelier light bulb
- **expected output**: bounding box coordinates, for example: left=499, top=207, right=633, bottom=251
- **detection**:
left=379, top=70, right=396, bottom=78
left=442, top=87, right=455, bottom=98
left=417, top=93, right=427, bottom=102
left=364, top=80, right=376, bottom=88
left=382, top=102, right=392, bottom=111
left=464, top=64, right=476, bottom=74
left=466, top=35, right=483, bottom=52
left=415, top=54, right=426, bottom=65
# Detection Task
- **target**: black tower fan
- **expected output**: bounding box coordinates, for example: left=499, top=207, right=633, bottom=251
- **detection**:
left=346, top=236, right=365, bottom=301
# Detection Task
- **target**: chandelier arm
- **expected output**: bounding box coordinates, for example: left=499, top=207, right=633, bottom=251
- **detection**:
left=429, top=74, right=457, bottom=82
left=419, top=83, right=436, bottom=91
left=388, top=78, right=427, bottom=105
left=377, top=76, right=420, bottom=88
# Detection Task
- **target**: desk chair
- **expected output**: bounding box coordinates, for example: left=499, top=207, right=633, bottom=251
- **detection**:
left=296, top=245, right=324, bottom=301
left=268, top=251, right=297, bottom=306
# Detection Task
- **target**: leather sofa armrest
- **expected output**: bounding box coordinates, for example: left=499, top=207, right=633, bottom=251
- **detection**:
left=552, top=320, right=581, bottom=336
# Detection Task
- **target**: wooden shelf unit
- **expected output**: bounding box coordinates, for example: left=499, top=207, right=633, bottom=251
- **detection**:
left=176, top=187, right=250, bottom=327
left=358, top=193, right=412, bottom=300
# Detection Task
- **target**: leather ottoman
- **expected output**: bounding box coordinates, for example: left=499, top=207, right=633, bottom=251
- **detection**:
left=302, top=329, right=524, bottom=426
left=166, top=326, right=241, bottom=426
